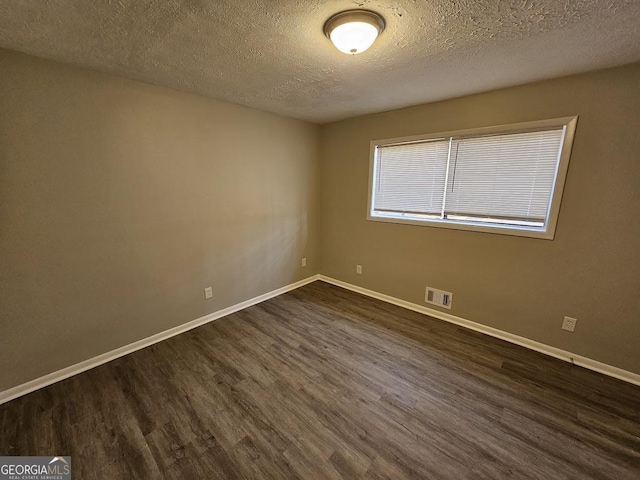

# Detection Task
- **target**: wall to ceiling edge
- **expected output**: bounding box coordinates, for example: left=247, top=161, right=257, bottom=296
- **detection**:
left=319, top=62, right=640, bottom=375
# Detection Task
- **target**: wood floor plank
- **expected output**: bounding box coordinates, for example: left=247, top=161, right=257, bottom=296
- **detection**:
left=1, top=280, right=639, bottom=479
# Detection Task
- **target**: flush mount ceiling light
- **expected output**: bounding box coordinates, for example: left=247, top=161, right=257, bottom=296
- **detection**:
left=323, top=10, right=386, bottom=55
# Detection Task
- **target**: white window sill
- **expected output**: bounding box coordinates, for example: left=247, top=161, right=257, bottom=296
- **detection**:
left=367, top=211, right=554, bottom=240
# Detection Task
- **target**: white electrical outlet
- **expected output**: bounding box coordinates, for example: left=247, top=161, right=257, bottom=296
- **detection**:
left=562, top=316, right=577, bottom=332
left=204, top=287, right=213, bottom=299
left=425, top=287, right=453, bottom=309
left=301, top=258, right=307, bottom=267
left=356, top=265, right=362, bottom=274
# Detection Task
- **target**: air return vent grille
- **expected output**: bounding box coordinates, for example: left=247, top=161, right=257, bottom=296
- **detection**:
left=425, top=287, right=453, bottom=309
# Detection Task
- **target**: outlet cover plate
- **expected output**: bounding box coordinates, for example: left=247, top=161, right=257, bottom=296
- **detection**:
left=425, top=287, right=453, bottom=309
left=562, top=316, right=577, bottom=332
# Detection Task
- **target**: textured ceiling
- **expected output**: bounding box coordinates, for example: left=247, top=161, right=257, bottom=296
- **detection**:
left=1, top=0, right=640, bottom=123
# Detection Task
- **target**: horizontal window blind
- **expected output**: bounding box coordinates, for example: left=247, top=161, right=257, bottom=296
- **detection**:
left=373, top=140, right=449, bottom=215
left=369, top=118, right=577, bottom=237
left=445, top=129, right=564, bottom=224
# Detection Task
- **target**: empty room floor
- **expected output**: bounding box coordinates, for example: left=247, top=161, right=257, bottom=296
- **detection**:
left=1, top=281, right=638, bottom=479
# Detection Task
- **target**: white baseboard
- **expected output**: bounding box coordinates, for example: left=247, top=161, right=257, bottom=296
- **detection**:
left=4, top=272, right=637, bottom=405
left=318, top=275, right=640, bottom=387
left=0, top=275, right=321, bottom=406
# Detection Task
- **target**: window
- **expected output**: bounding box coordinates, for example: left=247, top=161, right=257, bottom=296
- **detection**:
left=368, top=117, right=577, bottom=239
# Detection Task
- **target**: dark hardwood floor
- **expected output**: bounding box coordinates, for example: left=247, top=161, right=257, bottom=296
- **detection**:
left=1, top=281, right=639, bottom=479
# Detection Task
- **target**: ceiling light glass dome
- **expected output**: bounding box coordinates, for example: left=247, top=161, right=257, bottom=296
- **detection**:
left=324, top=10, right=386, bottom=55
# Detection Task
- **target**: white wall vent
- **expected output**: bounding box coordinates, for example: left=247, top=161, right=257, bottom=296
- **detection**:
left=425, top=287, right=453, bottom=309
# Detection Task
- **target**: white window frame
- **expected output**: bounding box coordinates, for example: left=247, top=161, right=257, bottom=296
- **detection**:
left=367, top=117, right=578, bottom=240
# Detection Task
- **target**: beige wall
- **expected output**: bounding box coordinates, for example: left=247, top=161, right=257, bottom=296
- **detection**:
left=0, top=49, right=320, bottom=391
left=320, top=63, right=640, bottom=374
left=1, top=47, right=639, bottom=393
